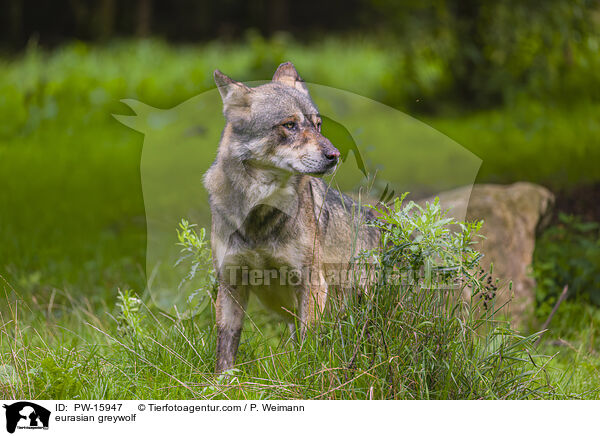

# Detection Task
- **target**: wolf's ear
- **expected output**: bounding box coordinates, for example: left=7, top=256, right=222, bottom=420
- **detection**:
left=214, top=70, right=252, bottom=118
left=272, top=62, right=309, bottom=95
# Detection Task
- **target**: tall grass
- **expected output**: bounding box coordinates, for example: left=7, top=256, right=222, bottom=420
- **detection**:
left=1, top=195, right=583, bottom=400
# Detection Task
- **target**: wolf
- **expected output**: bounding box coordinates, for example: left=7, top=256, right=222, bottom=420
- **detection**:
left=204, top=62, right=381, bottom=372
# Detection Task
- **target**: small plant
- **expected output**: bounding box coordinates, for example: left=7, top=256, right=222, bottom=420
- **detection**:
left=175, top=219, right=216, bottom=315
left=198, top=368, right=242, bottom=396
left=32, top=355, right=84, bottom=399
left=372, top=193, right=484, bottom=288
left=116, top=289, right=146, bottom=342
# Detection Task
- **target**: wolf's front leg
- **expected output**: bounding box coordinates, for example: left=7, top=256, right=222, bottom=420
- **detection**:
left=215, top=284, right=248, bottom=373
left=297, top=268, right=328, bottom=339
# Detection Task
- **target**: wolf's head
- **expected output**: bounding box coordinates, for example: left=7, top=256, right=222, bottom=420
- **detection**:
left=214, top=62, right=340, bottom=176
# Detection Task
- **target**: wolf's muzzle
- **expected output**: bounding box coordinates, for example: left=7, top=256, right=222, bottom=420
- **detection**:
left=321, top=141, right=340, bottom=167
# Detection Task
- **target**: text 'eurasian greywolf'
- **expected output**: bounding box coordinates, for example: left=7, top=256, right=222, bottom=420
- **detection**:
left=204, top=62, right=380, bottom=372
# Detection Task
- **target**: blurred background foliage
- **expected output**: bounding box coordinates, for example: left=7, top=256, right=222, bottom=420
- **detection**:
left=0, top=0, right=599, bottom=313
left=2, top=0, right=599, bottom=112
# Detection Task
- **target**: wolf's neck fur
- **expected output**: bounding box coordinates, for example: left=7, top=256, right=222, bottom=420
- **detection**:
left=205, top=141, right=307, bottom=233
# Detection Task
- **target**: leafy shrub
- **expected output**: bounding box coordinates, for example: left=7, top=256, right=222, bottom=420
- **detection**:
left=373, top=193, right=484, bottom=279
left=533, top=213, right=600, bottom=316
left=175, top=219, right=217, bottom=316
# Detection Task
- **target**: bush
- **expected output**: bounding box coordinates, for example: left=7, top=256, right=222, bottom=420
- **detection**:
left=533, top=214, right=600, bottom=316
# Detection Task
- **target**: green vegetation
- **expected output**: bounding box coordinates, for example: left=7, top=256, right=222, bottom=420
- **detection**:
left=1, top=196, right=590, bottom=399
left=1, top=39, right=599, bottom=288
left=533, top=214, right=600, bottom=313
left=0, top=38, right=598, bottom=400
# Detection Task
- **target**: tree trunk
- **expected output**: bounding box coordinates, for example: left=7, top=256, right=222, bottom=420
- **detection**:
left=136, top=0, right=152, bottom=37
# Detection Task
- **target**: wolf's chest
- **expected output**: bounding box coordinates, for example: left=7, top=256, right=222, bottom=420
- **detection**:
left=216, top=230, right=305, bottom=321
left=235, top=204, right=295, bottom=246
left=214, top=204, right=307, bottom=293
left=218, top=238, right=305, bottom=278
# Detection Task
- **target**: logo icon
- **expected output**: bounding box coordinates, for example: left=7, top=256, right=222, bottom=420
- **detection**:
left=2, top=402, right=50, bottom=434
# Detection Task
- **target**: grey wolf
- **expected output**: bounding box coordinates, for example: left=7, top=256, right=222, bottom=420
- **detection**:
left=204, top=62, right=380, bottom=372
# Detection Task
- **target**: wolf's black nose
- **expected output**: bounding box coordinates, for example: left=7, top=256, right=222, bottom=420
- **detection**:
left=324, top=147, right=340, bottom=161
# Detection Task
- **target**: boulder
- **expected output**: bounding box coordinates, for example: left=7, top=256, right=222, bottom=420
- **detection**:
left=420, top=182, right=555, bottom=324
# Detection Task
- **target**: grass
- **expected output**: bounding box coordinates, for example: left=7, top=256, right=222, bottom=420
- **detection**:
left=2, top=279, right=598, bottom=400
left=534, top=301, right=600, bottom=397
left=1, top=197, right=598, bottom=400
left=0, top=38, right=599, bottom=400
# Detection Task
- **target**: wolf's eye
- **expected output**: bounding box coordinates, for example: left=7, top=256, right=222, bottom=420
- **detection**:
left=316, top=121, right=322, bottom=132
left=282, top=122, right=297, bottom=130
